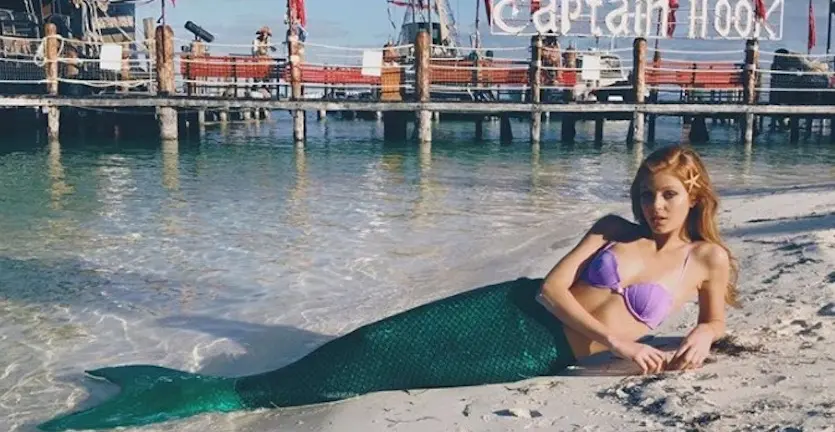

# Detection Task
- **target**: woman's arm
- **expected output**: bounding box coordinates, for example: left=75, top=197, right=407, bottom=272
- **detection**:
left=539, top=214, right=632, bottom=348
left=668, top=243, right=731, bottom=370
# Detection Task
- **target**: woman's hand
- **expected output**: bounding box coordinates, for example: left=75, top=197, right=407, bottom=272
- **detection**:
left=666, top=325, right=715, bottom=371
left=609, top=337, right=668, bottom=375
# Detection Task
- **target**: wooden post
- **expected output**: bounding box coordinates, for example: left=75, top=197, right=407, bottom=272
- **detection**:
left=143, top=18, right=155, bottom=53
left=43, top=24, right=60, bottom=140
left=44, top=24, right=58, bottom=95
left=155, top=25, right=175, bottom=95
left=742, top=38, right=759, bottom=144
left=647, top=49, right=660, bottom=142
left=415, top=30, right=432, bottom=144
left=500, top=115, right=513, bottom=143
left=288, top=29, right=305, bottom=144
left=561, top=48, right=577, bottom=142
left=47, top=106, right=60, bottom=141
left=475, top=116, right=484, bottom=140
left=594, top=117, right=604, bottom=143
left=155, top=25, right=178, bottom=141
left=529, top=35, right=543, bottom=145
left=630, top=38, right=647, bottom=145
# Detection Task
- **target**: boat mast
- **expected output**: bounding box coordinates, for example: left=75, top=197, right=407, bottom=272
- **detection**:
left=474, top=0, right=481, bottom=49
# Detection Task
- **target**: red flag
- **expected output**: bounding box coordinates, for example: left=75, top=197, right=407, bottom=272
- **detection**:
left=290, top=0, right=306, bottom=27
left=808, top=0, right=816, bottom=51
left=666, top=0, right=679, bottom=37
left=484, top=0, right=492, bottom=24
left=531, top=0, right=541, bottom=14
left=755, top=0, right=766, bottom=21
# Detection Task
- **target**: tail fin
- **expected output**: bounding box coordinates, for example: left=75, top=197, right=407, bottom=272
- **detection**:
left=37, top=365, right=244, bottom=431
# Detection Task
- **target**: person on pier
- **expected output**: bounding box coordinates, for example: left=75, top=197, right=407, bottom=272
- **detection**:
left=251, top=26, right=276, bottom=57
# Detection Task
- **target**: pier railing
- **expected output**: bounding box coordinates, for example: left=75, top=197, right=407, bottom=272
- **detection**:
left=3, top=23, right=835, bottom=112
left=0, top=27, right=155, bottom=96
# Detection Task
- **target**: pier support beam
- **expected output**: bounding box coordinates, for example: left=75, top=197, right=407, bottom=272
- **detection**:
left=742, top=38, right=760, bottom=145
left=418, top=110, right=432, bottom=143
left=158, top=107, right=178, bottom=141
left=415, top=30, right=432, bottom=144
left=500, top=116, right=513, bottom=143
left=475, top=116, right=484, bottom=140
left=288, top=25, right=305, bottom=144
left=630, top=38, right=647, bottom=145
left=561, top=49, right=577, bottom=143
left=44, top=23, right=59, bottom=140
left=594, top=118, right=604, bottom=144
left=155, top=24, right=178, bottom=141
left=47, top=106, right=60, bottom=141
left=197, top=109, right=206, bottom=134
left=293, top=111, right=305, bottom=145
left=529, top=35, right=543, bottom=145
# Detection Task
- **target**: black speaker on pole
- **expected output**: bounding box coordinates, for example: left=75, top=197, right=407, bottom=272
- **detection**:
left=184, top=21, right=214, bottom=43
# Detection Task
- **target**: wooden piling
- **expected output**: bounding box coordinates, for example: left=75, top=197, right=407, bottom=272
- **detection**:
left=44, top=24, right=58, bottom=95
left=44, top=23, right=59, bottom=140
left=475, top=116, right=484, bottom=140
left=500, top=116, right=513, bottom=143
left=415, top=30, right=432, bottom=144
left=742, top=38, right=759, bottom=144
left=647, top=49, right=661, bottom=142
left=630, top=38, right=647, bottom=145
left=789, top=117, right=800, bottom=143
left=594, top=118, right=604, bottom=144
left=288, top=30, right=305, bottom=144
left=155, top=25, right=177, bottom=141
left=529, top=35, right=543, bottom=145
left=47, top=106, right=60, bottom=141
left=561, top=48, right=577, bottom=142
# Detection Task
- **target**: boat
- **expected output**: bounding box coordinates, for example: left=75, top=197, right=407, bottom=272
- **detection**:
left=0, top=0, right=142, bottom=95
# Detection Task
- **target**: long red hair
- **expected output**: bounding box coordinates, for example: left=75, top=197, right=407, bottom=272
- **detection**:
left=630, top=145, right=740, bottom=308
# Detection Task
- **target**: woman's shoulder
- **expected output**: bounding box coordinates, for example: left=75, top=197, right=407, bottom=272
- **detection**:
left=690, top=241, right=731, bottom=271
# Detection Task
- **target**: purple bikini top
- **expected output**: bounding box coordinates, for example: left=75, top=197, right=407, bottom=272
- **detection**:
left=580, top=242, right=692, bottom=329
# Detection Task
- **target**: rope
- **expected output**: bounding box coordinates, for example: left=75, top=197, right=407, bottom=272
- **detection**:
left=302, top=42, right=413, bottom=51
left=648, top=47, right=743, bottom=55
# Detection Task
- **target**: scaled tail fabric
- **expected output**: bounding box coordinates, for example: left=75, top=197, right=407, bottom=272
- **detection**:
left=38, top=278, right=576, bottom=431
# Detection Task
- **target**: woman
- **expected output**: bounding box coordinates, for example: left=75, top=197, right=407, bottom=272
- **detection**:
left=38, top=145, right=738, bottom=431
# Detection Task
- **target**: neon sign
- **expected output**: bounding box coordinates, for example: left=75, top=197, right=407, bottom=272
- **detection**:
left=489, top=0, right=785, bottom=40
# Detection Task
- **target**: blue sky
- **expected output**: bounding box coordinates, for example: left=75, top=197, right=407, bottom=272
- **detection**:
left=136, top=0, right=484, bottom=48
left=135, top=0, right=834, bottom=54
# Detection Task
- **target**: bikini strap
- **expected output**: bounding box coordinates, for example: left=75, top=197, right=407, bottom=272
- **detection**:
left=678, top=244, right=696, bottom=281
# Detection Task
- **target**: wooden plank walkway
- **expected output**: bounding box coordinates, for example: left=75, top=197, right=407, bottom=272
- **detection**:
left=1, top=96, right=834, bottom=116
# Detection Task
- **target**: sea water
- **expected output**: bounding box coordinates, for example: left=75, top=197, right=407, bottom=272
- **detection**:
left=1, top=113, right=834, bottom=431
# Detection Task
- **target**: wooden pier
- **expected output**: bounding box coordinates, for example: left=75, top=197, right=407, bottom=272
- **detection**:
left=2, top=22, right=835, bottom=148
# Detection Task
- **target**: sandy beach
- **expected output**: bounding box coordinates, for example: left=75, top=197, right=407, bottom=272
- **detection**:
left=217, top=182, right=835, bottom=432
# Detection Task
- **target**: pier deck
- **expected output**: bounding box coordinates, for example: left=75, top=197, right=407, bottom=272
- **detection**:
left=3, top=96, right=835, bottom=116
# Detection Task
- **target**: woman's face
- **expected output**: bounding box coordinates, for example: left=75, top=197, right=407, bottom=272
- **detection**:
left=639, top=171, right=693, bottom=236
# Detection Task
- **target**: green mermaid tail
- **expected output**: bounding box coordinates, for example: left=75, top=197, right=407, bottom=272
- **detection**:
left=37, top=366, right=243, bottom=431
left=38, top=277, right=576, bottom=431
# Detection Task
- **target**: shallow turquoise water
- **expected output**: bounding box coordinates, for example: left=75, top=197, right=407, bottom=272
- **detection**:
left=0, top=112, right=834, bottom=431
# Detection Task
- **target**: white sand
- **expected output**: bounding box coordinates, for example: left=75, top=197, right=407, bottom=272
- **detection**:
left=247, top=183, right=834, bottom=432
